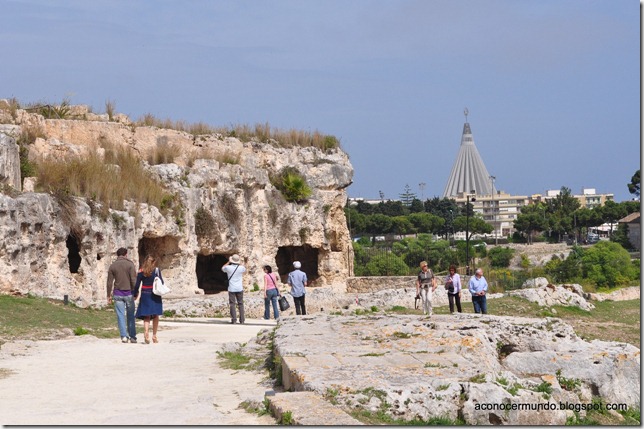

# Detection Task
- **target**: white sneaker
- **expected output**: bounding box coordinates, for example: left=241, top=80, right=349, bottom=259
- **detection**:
left=121, top=337, right=129, bottom=343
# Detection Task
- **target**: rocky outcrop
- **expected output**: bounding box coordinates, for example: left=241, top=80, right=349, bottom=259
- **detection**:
left=521, top=277, right=550, bottom=289
left=273, top=313, right=640, bottom=425
left=0, top=126, right=21, bottom=191
left=508, top=284, right=595, bottom=311
left=587, top=286, right=640, bottom=302
left=0, top=105, right=354, bottom=306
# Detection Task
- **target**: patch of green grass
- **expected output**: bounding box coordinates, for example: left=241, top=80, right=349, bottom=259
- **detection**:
left=496, top=377, right=508, bottom=386
left=534, top=381, right=553, bottom=395
left=162, top=309, right=176, bottom=317
left=325, top=387, right=340, bottom=405
left=436, top=384, right=450, bottom=391
left=556, top=370, right=581, bottom=392
left=74, top=326, right=90, bottom=336
left=0, top=295, right=118, bottom=341
left=468, top=373, right=486, bottom=383
left=506, top=383, right=522, bottom=396
left=280, top=410, right=293, bottom=425
left=216, top=350, right=252, bottom=370
left=360, top=352, right=386, bottom=357
left=239, top=398, right=270, bottom=416
left=619, top=407, right=641, bottom=425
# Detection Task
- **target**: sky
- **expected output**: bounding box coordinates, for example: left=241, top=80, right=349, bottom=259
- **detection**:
left=1, top=0, right=640, bottom=202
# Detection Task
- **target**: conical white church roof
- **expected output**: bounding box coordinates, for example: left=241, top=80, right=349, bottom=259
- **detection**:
left=443, top=121, right=493, bottom=197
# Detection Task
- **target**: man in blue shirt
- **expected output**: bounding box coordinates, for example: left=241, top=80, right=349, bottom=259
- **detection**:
left=468, top=268, right=488, bottom=314
left=288, top=261, right=308, bottom=315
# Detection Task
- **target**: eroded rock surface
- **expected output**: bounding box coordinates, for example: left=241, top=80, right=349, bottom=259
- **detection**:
left=272, top=313, right=640, bottom=425
left=0, top=106, right=354, bottom=305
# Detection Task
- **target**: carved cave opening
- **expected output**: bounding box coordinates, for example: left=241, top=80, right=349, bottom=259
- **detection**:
left=196, top=253, right=230, bottom=294
left=137, top=236, right=181, bottom=269
left=275, top=245, right=319, bottom=284
left=66, top=234, right=81, bottom=273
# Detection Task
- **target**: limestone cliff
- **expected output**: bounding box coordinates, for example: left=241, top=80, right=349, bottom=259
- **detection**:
left=0, top=104, right=354, bottom=306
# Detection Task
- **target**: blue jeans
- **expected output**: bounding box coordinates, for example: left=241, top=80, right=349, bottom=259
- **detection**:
left=472, top=294, right=487, bottom=314
left=264, top=288, right=280, bottom=320
left=114, top=295, right=137, bottom=339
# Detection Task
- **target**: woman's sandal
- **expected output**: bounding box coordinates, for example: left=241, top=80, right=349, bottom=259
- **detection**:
left=144, top=334, right=150, bottom=344
left=152, top=336, right=158, bottom=344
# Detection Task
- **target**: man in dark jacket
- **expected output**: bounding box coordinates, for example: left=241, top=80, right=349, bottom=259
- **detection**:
left=107, top=247, right=138, bottom=343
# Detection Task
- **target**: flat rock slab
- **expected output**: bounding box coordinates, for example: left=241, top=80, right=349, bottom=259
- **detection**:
left=272, top=313, right=640, bottom=425
left=267, top=391, right=363, bottom=425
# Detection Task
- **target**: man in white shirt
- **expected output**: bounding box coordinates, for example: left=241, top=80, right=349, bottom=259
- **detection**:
left=222, top=254, right=247, bottom=324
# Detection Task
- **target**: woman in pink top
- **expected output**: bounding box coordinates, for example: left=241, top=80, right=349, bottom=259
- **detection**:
left=263, top=265, right=280, bottom=320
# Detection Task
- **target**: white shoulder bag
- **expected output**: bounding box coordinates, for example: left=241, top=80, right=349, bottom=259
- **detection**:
left=152, top=267, right=170, bottom=296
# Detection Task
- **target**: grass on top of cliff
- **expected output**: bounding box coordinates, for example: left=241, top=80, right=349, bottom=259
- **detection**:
left=0, top=294, right=117, bottom=343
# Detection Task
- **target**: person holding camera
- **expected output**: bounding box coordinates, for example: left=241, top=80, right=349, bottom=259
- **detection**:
left=444, top=264, right=462, bottom=314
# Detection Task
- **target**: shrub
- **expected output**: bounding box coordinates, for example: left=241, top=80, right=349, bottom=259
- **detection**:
left=364, top=253, right=409, bottom=276
left=270, top=167, right=312, bottom=203
left=488, top=246, right=515, bottom=268
left=581, top=241, right=635, bottom=287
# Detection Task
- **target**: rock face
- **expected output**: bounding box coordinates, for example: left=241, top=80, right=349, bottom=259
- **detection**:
left=508, top=284, right=595, bottom=311
left=0, top=105, right=354, bottom=306
left=273, top=314, right=640, bottom=425
left=0, top=126, right=21, bottom=191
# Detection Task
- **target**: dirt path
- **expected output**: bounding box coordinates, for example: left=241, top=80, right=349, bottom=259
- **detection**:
left=0, top=319, right=277, bottom=425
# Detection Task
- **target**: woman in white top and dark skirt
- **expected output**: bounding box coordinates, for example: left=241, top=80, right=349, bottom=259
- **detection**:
left=444, top=264, right=462, bottom=314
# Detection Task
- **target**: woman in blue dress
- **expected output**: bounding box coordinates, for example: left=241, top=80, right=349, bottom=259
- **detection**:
left=134, top=255, right=163, bottom=344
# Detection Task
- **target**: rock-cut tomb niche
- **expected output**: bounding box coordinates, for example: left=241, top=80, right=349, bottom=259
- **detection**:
left=66, top=234, right=81, bottom=273
left=275, top=245, right=319, bottom=284
left=196, top=253, right=231, bottom=294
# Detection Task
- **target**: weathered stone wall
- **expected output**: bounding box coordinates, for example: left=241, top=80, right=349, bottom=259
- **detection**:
left=0, top=105, right=354, bottom=306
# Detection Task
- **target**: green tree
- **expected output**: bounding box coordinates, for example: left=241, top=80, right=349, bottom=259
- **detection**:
left=407, top=212, right=444, bottom=234
left=581, top=241, right=635, bottom=288
left=424, top=197, right=460, bottom=238
left=513, top=203, right=548, bottom=244
left=391, top=216, right=415, bottom=235
left=628, top=170, right=640, bottom=197
left=345, top=207, right=367, bottom=236
left=544, top=247, right=583, bottom=283
left=364, top=253, right=409, bottom=276
left=453, top=215, right=493, bottom=241
left=597, top=200, right=627, bottom=237
left=488, top=246, right=515, bottom=268
left=409, top=198, right=425, bottom=213
left=398, top=184, right=417, bottom=207
left=365, top=214, right=393, bottom=237
left=546, top=187, right=580, bottom=241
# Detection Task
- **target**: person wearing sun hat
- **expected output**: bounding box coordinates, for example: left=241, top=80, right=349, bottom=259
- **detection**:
left=287, top=261, right=308, bottom=315
left=222, top=254, right=247, bottom=324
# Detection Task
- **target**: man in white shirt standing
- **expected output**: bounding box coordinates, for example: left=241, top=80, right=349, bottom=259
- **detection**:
left=222, top=254, right=247, bottom=324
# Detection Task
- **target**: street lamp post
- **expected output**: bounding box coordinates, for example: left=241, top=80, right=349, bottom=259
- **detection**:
left=465, top=190, right=476, bottom=276
left=490, top=175, right=497, bottom=245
